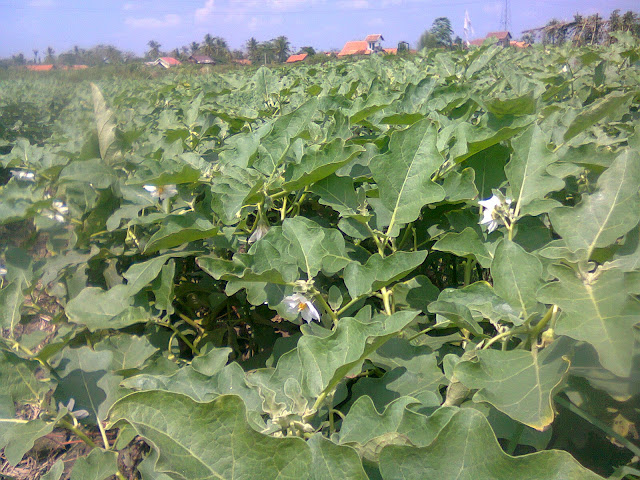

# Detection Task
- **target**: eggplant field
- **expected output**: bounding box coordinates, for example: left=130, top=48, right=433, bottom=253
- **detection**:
left=1, top=37, right=640, bottom=479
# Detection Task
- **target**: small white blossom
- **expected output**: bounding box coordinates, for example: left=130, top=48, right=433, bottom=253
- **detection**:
left=283, top=294, right=321, bottom=323
left=478, top=195, right=512, bottom=233
left=10, top=170, right=36, bottom=182
left=0, top=262, right=7, bottom=277
left=248, top=220, right=270, bottom=243
left=43, top=200, right=68, bottom=223
left=59, top=398, right=89, bottom=419
left=144, top=184, right=178, bottom=201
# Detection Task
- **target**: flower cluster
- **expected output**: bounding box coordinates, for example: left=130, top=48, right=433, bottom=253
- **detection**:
left=10, top=170, right=36, bottom=182
left=43, top=200, right=69, bottom=223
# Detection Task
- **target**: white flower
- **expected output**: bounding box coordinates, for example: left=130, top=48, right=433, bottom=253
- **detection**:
left=59, top=398, right=89, bottom=419
left=144, top=184, right=178, bottom=201
left=248, top=220, right=270, bottom=243
left=0, top=262, right=7, bottom=277
left=283, top=294, right=321, bottom=323
left=478, top=195, right=512, bottom=233
left=52, top=200, right=69, bottom=215
left=43, top=200, right=68, bottom=223
left=10, top=170, right=36, bottom=182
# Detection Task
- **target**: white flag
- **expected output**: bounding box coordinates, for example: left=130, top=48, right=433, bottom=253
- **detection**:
left=464, top=10, right=474, bottom=45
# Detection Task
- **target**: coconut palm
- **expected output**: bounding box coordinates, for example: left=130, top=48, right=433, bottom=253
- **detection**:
left=33, top=49, right=39, bottom=64
left=271, top=36, right=291, bottom=63
left=147, top=40, right=161, bottom=59
left=190, top=42, right=200, bottom=54
left=45, top=46, right=55, bottom=63
left=246, top=37, right=259, bottom=63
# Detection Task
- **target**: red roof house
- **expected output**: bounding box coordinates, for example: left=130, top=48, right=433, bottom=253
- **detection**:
left=338, top=40, right=368, bottom=57
left=26, top=64, right=55, bottom=71
left=147, top=57, right=182, bottom=68
left=286, top=53, right=308, bottom=63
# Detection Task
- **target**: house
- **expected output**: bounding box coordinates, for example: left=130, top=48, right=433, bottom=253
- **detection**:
left=233, top=59, right=251, bottom=66
left=188, top=55, right=215, bottom=64
left=383, top=48, right=398, bottom=55
left=286, top=53, right=308, bottom=63
left=469, top=31, right=513, bottom=47
left=72, top=65, right=89, bottom=69
left=147, top=57, right=182, bottom=68
left=338, top=34, right=386, bottom=57
left=26, top=64, right=55, bottom=71
left=485, top=31, right=512, bottom=47
left=510, top=40, right=530, bottom=48
left=365, top=34, right=384, bottom=51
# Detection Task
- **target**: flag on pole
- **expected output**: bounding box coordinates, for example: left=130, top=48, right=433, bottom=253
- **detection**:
left=464, top=10, right=474, bottom=46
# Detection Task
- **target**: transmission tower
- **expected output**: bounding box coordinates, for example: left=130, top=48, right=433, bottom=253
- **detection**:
left=500, top=0, right=511, bottom=32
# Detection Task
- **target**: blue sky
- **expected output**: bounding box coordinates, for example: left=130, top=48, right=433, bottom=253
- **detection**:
left=0, top=0, right=637, bottom=58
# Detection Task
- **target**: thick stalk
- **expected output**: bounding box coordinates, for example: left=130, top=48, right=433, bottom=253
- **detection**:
left=58, top=418, right=98, bottom=448
left=311, top=289, right=339, bottom=326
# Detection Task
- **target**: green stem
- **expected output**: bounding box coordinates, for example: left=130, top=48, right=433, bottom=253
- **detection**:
left=555, top=396, right=640, bottom=459
left=407, top=324, right=436, bottom=342
left=529, top=305, right=557, bottom=343
left=153, top=320, right=200, bottom=356
left=311, top=289, right=339, bottom=326
left=380, top=287, right=393, bottom=315
left=177, top=312, right=204, bottom=333
left=481, top=326, right=527, bottom=350
left=336, top=295, right=364, bottom=316
left=463, top=257, right=475, bottom=286
left=58, top=418, right=98, bottom=448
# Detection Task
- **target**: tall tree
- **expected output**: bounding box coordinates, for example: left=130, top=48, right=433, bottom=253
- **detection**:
left=147, top=40, right=161, bottom=59
left=246, top=37, right=259, bottom=63
left=202, top=34, right=215, bottom=57
left=417, top=31, right=438, bottom=50
left=32, top=49, right=38, bottom=64
left=271, top=36, right=291, bottom=63
left=190, top=42, right=200, bottom=55
left=431, top=17, right=453, bottom=47
left=299, top=46, right=316, bottom=56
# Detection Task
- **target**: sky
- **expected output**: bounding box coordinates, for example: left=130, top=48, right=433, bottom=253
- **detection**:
left=0, top=0, right=637, bottom=58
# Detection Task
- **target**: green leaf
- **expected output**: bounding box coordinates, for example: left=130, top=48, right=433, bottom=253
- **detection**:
left=0, top=282, right=23, bottom=335
left=94, top=334, right=158, bottom=371
left=299, top=311, right=419, bottom=398
left=310, top=175, right=360, bottom=217
left=144, top=213, right=217, bottom=254
left=378, top=408, right=603, bottom=480
left=343, top=251, right=427, bottom=299
left=442, top=168, right=478, bottom=202
left=505, top=125, right=565, bottom=215
left=432, top=228, right=493, bottom=268
left=109, top=392, right=312, bottom=479
left=537, top=264, right=640, bottom=377
left=454, top=342, right=570, bottom=430
left=549, top=150, right=640, bottom=261
left=152, top=259, right=176, bottom=315
left=563, top=91, right=633, bottom=142
left=90, top=82, right=119, bottom=164
left=0, top=350, right=51, bottom=403
left=283, top=139, right=363, bottom=191
left=210, top=165, right=264, bottom=225
left=41, top=460, right=64, bottom=480
left=70, top=448, right=119, bottom=480
left=491, top=240, right=544, bottom=318
left=370, top=119, right=445, bottom=235
left=59, top=158, right=117, bottom=189
left=308, top=434, right=368, bottom=480
left=427, top=301, right=484, bottom=337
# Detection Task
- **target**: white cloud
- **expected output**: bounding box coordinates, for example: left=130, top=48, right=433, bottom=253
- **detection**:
left=125, top=14, right=181, bottom=28
left=122, top=2, right=141, bottom=11
left=195, top=0, right=215, bottom=23
left=337, top=0, right=369, bottom=10
left=28, top=0, right=55, bottom=7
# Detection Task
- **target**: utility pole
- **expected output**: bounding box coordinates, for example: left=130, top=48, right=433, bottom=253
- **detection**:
left=500, top=0, right=511, bottom=32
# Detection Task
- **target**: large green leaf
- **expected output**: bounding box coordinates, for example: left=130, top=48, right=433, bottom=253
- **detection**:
left=0, top=282, right=23, bottom=335
left=454, top=342, right=570, bottom=430
left=109, top=392, right=312, bottom=480
left=144, top=213, right=217, bottom=254
left=0, top=350, right=51, bottom=403
left=537, top=264, right=640, bottom=377
left=505, top=124, right=565, bottom=215
left=549, top=150, right=640, bottom=261
left=69, top=448, right=119, bottom=480
left=432, top=228, right=493, bottom=268
left=563, top=91, right=633, bottom=142
left=308, top=434, right=368, bottom=480
left=378, top=408, right=603, bottom=480
left=369, top=119, right=445, bottom=235
left=343, top=251, right=427, bottom=299
left=491, top=240, right=544, bottom=318
left=90, top=82, right=119, bottom=163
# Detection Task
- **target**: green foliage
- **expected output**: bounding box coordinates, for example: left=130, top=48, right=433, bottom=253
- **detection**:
left=1, top=39, right=640, bottom=478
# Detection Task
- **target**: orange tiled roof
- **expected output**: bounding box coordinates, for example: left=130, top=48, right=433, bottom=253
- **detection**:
left=26, top=64, right=54, bottom=71
left=338, top=40, right=368, bottom=57
left=510, top=40, right=530, bottom=48
left=469, top=39, right=485, bottom=46
left=365, top=34, right=383, bottom=42
left=486, top=31, right=511, bottom=40
left=286, top=53, right=308, bottom=63
left=72, top=65, right=88, bottom=69
left=383, top=48, right=398, bottom=54
left=160, top=57, right=181, bottom=65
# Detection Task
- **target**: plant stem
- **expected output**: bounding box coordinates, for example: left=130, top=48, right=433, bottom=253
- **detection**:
left=336, top=296, right=364, bottom=316
left=311, top=289, right=339, bottom=326
left=528, top=305, right=557, bottom=343
left=380, top=287, right=393, bottom=315
left=58, top=418, right=98, bottom=448
left=481, top=326, right=527, bottom=350
left=555, top=396, right=640, bottom=459
left=177, top=312, right=204, bottom=333
left=407, top=324, right=436, bottom=342
left=463, top=256, right=475, bottom=286
left=153, top=320, right=200, bottom=356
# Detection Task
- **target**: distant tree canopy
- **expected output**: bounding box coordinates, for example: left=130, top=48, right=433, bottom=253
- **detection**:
left=418, top=17, right=453, bottom=50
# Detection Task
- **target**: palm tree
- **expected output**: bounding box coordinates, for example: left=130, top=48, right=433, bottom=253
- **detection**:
left=45, top=46, right=55, bottom=63
left=271, top=36, right=291, bottom=63
left=213, top=36, right=230, bottom=60
left=190, top=42, right=200, bottom=54
left=147, top=40, right=161, bottom=59
left=32, top=49, right=39, bottom=64
left=202, top=34, right=215, bottom=57
left=300, top=46, right=316, bottom=56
